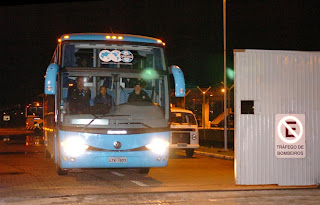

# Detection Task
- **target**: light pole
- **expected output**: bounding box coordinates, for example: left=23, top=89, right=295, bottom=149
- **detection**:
left=223, top=0, right=227, bottom=151
left=221, top=82, right=234, bottom=150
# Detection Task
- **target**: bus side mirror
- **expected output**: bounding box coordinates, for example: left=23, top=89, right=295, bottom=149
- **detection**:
left=169, top=65, right=185, bottom=97
left=44, top=63, right=59, bottom=95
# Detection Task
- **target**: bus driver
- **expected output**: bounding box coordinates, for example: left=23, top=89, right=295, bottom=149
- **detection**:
left=68, top=76, right=91, bottom=114
left=128, top=79, right=151, bottom=102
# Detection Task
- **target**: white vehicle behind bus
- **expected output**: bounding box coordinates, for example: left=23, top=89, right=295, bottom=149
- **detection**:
left=170, top=107, right=199, bottom=158
left=25, top=102, right=43, bottom=132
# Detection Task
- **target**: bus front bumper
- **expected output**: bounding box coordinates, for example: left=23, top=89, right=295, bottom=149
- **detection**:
left=59, top=150, right=169, bottom=169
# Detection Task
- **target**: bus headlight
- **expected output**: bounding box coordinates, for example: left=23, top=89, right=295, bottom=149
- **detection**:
left=60, top=138, right=89, bottom=157
left=146, top=139, right=169, bottom=155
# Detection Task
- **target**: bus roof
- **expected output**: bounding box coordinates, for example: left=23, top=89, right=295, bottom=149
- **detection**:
left=59, top=33, right=165, bottom=45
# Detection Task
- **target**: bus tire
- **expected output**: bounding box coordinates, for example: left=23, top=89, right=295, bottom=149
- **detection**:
left=57, top=164, right=68, bottom=175
left=186, top=149, right=194, bottom=158
left=137, top=168, right=150, bottom=174
left=56, top=155, right=68, bottom=175
left=45, top=149, right=51, bottom=158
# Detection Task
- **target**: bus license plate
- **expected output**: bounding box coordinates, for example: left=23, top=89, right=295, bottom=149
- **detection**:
left=109, top=157, right=127, bottom=163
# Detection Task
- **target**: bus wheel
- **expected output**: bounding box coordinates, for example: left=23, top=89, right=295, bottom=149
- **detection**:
left=57, top=165, right=68, bottom=175
left=186, top=149, right=194, bottom=158
left=45, top=149, right=51, bottom=158
left=137, top=168, right=150, bottom=174
left=56, top=156, right=68, bottom=175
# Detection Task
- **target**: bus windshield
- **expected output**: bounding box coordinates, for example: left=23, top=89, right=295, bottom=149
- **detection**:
left=59, top=42, right=169, bottom=130
left=62, top=42, right=166, bottom=71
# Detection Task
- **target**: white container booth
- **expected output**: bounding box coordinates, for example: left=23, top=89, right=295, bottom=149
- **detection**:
left=234, top=49, right=320, bottom=186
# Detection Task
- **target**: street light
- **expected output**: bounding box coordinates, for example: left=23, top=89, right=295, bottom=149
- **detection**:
left=223, top=0, right=227, bottom=151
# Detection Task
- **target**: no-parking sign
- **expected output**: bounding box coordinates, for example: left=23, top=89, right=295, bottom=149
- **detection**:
left=275, top=114, right=305, bottom=158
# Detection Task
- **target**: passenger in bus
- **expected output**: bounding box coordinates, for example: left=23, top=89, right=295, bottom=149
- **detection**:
left=128, top=80, right=151, bottom=102
left=94, top=86, right=114, bottom=113
left=68, top=76, right=91, bottom=114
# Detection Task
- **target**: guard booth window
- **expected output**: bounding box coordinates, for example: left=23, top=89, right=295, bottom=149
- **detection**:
left=241, top=100, right=254, bottom=114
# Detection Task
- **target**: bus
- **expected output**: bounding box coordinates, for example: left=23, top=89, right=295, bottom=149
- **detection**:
left=25, top=101, right=43, bottom=131
left=43, top=33, right=185, bottom=175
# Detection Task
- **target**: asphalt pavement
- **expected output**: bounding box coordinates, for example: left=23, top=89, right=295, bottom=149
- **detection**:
left=0, top=127, right=318, bottom=204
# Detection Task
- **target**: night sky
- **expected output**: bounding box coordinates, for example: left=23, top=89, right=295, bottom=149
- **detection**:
left=0, top=0, right=319, bottom=106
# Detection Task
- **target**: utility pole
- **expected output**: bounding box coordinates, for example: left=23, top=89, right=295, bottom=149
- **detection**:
left=223, top=0, right=227, bottom=151
left=222, top=82, right=234, bottom=151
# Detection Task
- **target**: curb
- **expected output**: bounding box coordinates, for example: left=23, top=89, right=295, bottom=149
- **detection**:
left=194, top=151, right=234, bottom=160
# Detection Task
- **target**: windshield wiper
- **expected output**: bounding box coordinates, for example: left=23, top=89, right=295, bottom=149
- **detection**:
left=118, top=122, right=152, bottom=128
left=81, top=113, right=106, bottom=132
left=81, top=114, right=131, bottom=132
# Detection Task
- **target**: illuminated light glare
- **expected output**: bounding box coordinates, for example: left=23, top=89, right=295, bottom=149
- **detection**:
left=112, top=36, right=117, bottom=39
left=141, top=68, right=159, bottom=80
left=68, top=83, right=74, bottom=87
left=58, top=38, right=62, bottom=43
left=61, top=138, right=89, bottom=156
left=106, top=36, right=111, bottom=39
left=64, top=35, right=69, bottom=39
left=107, top=130, right=127, bottom=134
left=118, top=36, right=123, bottom=40
left=146, top=139, right=169, bottom=155
left=162, top=42, right=166, bottom=46
left=227, top=67, right=235, bottom=80
left=277, top=116, right=303, bottom=144
left=157, top=39, right=162, bottom=43
left=221, top=88, right=225, bottom=93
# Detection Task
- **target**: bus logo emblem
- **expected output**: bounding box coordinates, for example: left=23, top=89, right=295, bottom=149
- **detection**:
left=114, top=141, right=122, bottom=149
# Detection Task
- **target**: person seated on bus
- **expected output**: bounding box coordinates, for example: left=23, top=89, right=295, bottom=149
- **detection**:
left=68, top=76, right=91, bottom=114
left=128, top=79, right=151, bottom=102
left=94, top=86, right=114, bottom=113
